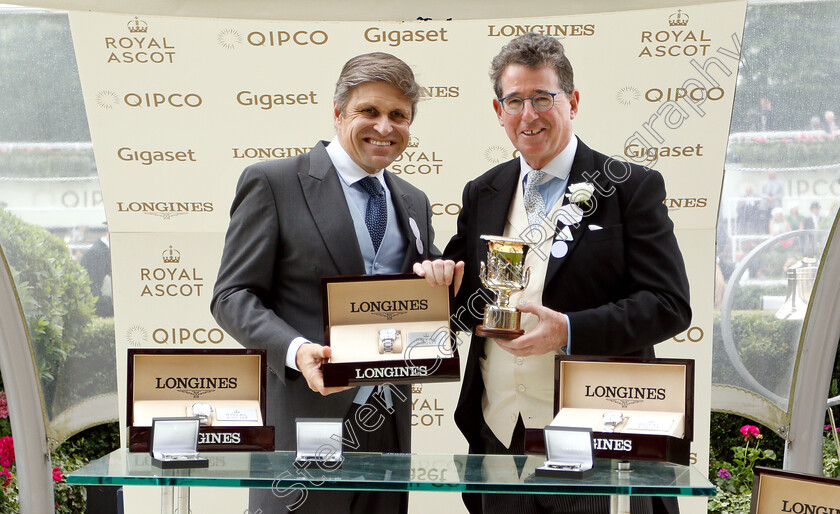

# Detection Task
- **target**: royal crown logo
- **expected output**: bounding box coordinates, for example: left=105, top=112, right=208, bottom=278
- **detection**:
left=411, top=384, right=423, bottom=394
left=408, top=136, right=420, bottom=148
left=668, top=10, right=689, bottom=27
left=127, top=16, right=148, bottom=33
left=162, top=245, right=181, bottom=264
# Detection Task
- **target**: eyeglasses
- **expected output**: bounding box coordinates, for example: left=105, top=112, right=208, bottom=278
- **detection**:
left=497, top=91, right=568, bottom=115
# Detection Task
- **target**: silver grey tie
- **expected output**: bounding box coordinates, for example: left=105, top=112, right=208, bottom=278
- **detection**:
left=524, top=169, right=546, bottom=235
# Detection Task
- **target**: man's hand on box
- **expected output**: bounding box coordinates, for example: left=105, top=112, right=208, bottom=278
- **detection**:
left=296, top=343, right=352, bottom=396
left=413, top=259, right=464, bottom=296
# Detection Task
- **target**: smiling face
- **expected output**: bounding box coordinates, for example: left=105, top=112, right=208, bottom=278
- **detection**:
left=494, top=64, right=579, bottom=170
left=334, top=81, right=412, bottom=174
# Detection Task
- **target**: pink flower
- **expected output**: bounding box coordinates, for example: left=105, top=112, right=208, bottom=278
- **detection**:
left=0, top=436, right=14, bottom=467
left=740, top=424, right=761, bottom=441
left=717, top=468, right=731, bottom=479
left=0, top=391, right=7, bottom=419
left=0, top=467, right=10, bottom=487
left=52, top=467, right=64, bottom=482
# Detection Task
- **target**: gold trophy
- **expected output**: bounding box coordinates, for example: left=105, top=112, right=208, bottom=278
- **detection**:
left=475, top=236, right=531, bottom=339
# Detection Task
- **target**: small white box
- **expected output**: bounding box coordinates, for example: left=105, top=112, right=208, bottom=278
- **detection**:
left=536, top=426, right=594, bottom=479
left=149, top=417, right=208, bottom=469
left=295, top=418, right=344, bottom=468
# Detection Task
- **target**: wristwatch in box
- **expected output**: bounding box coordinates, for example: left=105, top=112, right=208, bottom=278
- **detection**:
left=378, top=329, right=402, bottom=354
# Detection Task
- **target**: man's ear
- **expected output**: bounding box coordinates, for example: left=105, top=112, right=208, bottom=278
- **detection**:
left=568, top=90, right=580, bottom=120
left=493, top=98, right=505, bottom=126
left=333, top=101, right=342, bottom=128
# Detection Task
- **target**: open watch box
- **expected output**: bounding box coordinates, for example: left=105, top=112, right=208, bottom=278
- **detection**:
left=127, top=349, right=274, bottom=452
left=526, top=356, right=694, bottom=465
left=320, top=273, right=459, bottom=387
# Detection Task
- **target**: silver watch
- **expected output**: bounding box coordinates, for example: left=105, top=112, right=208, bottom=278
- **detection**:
left=378, top=328, right=402, bottom=354
left=601, top=410, right=625, bottom=433
left=191, top=402, right=213, bottom=426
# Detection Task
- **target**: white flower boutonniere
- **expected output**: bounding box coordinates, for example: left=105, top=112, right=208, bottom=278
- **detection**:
left=565, top=182, right=595, bottom=208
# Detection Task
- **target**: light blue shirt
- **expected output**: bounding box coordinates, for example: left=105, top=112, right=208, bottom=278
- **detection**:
left=519, top=135, right=578, bottom=353
left=326, top=137, right=406, bottom=276
left=518, top=134, right=577, bottom=216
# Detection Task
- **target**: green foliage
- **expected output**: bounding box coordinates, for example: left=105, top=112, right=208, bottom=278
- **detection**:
left=51, top=451, right=86, bottom=514
left=711, top=425, right=776, bottom=493
left=709, top=413, right=785, bottom=467
left=53, top=422, right=119, bottom=470
left=708, top=487, right=753, bottom=514
left=0, top=419, right=119, bottom=512
left=0, top=149, right=96, bottom=179
left=0, top=208, right=95, bottom=410
left=728, top=139, right=840, bottom=167
left=50, top=422, right=119, bottom=512
left=712, top=311, right=801, bottom=397
left=730, top=284, right=786, bottom=311
left=0, top=13, right=90, bottom=142
left=51, top=317, right=117, bottom=416
left=823, top=427, right=840, bottom=478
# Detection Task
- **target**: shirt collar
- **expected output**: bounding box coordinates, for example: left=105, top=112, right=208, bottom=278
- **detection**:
left=326, top=136, right=386, bottom=188
left=518, top=134, right=578, bottom=185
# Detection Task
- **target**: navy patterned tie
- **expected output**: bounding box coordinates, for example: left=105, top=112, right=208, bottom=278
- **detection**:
left=359, top=176, right=387, bottom=253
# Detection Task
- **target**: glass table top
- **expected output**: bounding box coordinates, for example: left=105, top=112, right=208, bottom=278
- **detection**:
left=68, top=449, right=715, bottom=497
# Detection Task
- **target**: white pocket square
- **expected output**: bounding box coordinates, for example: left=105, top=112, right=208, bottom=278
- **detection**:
left=589, top=224, right=603, bottom=231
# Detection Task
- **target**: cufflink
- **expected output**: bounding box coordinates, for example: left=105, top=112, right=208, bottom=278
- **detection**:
left=191, top=402, right=213, bottom=426
left=378, top=328, right=402, bottom=354
left=601, top=410, right=625, bottom=433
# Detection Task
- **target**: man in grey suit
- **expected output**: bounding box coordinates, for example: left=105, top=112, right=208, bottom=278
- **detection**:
left=211, top=52, right=438, bottom=514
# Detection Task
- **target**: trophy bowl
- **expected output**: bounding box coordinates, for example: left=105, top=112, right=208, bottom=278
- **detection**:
left=475, top=235, right=531, bottom=340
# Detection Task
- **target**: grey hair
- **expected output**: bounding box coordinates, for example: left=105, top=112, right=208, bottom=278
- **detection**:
left=334, top=52, right=420, bottom=121
left=490, top=33, right=574, bottom=98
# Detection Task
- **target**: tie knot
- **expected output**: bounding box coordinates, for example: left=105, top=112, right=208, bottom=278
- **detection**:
left=525, top=170, right=546, bottom=190
left=359, top=176, right=384, bottom=197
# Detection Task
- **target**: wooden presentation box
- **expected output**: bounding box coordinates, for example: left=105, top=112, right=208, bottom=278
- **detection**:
left=526, top=356, right=694, bottom=465
left=127, top=349, right=274, bottom=452
left=320, top=273, right=459, bottom=387
left=750, top=467, right=840, bottom=514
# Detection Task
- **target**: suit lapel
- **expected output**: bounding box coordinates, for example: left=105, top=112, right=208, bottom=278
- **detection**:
left=385, top=172, right=423, bottom=270
left=544, top=139, right=599, bottom=285
left=299, top=142, right=366, bottom=276
left=476, top=161, right=520, bottom=269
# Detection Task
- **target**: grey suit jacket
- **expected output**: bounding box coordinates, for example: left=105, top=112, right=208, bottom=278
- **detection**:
left=211, top=140, right=438, bottom=454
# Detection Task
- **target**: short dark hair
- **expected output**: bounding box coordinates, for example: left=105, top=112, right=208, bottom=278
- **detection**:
left=489, top=33, right=574, bottom=99
left=334, top=52, right=420, bottom=121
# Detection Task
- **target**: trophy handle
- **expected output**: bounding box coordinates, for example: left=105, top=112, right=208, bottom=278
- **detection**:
left=520, top=267, right=531, bottom=291
left=479, top=260, right=488, bottom=288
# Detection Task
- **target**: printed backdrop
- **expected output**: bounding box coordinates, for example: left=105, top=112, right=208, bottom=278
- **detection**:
left=67, top=3, right=746, bottom=512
